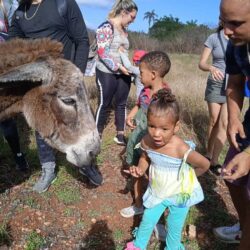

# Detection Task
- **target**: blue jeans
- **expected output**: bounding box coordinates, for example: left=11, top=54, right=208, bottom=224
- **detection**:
left=134, top=199, right=189, bottom=250
left=35, top=131, right=55, bottom=169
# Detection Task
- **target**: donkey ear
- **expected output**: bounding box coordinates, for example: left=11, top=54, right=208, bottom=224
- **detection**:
left=0, top=61, right=53, bottom=88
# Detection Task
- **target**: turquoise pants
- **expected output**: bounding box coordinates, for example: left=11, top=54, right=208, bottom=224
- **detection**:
left=134, top=199, right=189, bottom=250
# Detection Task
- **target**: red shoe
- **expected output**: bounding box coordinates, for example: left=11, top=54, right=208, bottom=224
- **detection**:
left=125, top=241, right=141, bottom=250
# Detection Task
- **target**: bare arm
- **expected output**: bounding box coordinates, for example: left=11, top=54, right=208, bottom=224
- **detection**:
left=187, top=151, right=210, bottom=176
left=124, top=150, right=150, bottom=177
left=126, top=105, right=139, bottom=129
left=120, top=51, right=140, bottom=76
left=226, top=74, right=246, bottom=150
left=198, top=46, right=224, bottom=81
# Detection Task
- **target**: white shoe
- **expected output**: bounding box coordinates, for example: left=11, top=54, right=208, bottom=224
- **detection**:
left=120, top=205, right=144, bottom=218
left=213, top=222, right=241, bottom=244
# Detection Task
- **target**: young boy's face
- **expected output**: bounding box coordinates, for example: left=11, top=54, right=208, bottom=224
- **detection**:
left=139, top=62, right=152, bottom=87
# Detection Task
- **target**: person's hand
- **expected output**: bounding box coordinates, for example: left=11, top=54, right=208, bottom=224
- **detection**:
left=222, top=151, right=250, bottom=181
left=119, top=65, right=129, bottom=75
left=123, top=166, right=144, bottom=178
left=118, top=46, right=125, bottom=53
left=227, top=117, right=246, bottom=151
left=209, top=66, right=224, bottom=81
left=126, top=116, right=136, bottom=129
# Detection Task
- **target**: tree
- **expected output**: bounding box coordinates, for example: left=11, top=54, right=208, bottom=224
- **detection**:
left=149, top=15, right=184, bottom=40
left=144, top=10, right=158, bottom=32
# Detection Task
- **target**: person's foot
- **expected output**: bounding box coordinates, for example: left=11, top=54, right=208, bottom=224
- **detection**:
left=213, top=222, right=241, bottom=244
left=15, top=152, right=29, bottom=172
left=79, top=164, right=103, bottom=186
left=114, top=134, right=126, bottom=146
left=154, top=223, right=167, bottom=241
left=120, top=205, right=144, bottom=218
left=33, top=169, right=57, bottom=193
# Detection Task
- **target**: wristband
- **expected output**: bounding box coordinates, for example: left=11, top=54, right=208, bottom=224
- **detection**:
left=243, top=147, right=250, bottom=155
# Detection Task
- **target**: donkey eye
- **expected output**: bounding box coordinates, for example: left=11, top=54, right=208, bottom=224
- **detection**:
left=60, top=97, right=76, bottom=106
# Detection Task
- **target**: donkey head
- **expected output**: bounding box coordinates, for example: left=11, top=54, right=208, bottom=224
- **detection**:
left=0, top=38, right=100, bottom=167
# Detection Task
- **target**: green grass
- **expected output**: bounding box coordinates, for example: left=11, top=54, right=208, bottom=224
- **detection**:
left=74, top=219, right=85, bottom=230
left=88, top=209, right=101, bottom=218
left=113, top=229, right=124, bottom=242
left=52, top=166, right=81, bottom=205
left=25, top=231, right=46, bottom=250
left=23, top=197, right=40, bottom=209
left=0, top=222, right=12, bottom=246
left=63, top=207, right=75, bottom=217
left=96, top=136, right=115, bottom=165
left=56, top=187, right=81, bottom=205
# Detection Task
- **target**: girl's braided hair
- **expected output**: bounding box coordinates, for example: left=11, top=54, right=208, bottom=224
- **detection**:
left=148, top=88, right=180, bottom=123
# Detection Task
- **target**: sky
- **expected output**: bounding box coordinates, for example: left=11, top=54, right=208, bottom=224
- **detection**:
left=76, top=0, right=221, bottom=33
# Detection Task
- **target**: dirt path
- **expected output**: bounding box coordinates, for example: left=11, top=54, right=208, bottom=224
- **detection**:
left=0, top=125, right=238, bottom=250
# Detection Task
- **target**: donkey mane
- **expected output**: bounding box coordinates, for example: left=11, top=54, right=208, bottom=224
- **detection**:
left=0, top=38, right=63, bottom=74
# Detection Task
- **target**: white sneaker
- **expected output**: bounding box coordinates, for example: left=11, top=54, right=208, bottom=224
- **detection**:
left=120, top=205, right=144, bottom=218
left=154, top=223, right=167, bottom=241
left=213, top=222, right=241, bottom=244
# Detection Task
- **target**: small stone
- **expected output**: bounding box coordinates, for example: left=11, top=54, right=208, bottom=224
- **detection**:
left=36, top=211, right=42, bottom=216
left=187, top=224, right=197, bottom=239
left=91, top=218, right=96, bottom=223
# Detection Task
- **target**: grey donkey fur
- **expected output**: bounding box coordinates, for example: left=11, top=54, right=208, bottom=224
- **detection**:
left=0, top=38, right=100, bottom=167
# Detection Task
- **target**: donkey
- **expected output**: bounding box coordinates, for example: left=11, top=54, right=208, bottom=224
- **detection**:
left=0, top=38, right=100, bottom=167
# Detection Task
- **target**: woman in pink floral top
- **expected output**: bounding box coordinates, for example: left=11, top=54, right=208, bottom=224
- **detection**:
left=95, top=0, right=138, bottom=146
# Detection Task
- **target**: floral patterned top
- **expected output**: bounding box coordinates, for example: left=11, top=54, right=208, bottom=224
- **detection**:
left=0, top=0, right=16, bottom=42
left=96, top=20, right=129, bottom=74
left=0, top=0, right=16, bottom=31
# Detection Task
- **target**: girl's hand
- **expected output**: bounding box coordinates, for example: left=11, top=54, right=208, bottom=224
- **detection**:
left=126, top=116, right=136, bottom=129
left=209, top=66, right=224, bottom=81
left=119, top=65, right=129, bottom=75
left=123, top=166, right=144, bottom=177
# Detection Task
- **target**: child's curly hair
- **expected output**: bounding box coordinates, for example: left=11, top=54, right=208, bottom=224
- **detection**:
left=148, top=88, right=180, bottom=123
left=140, top=51, right=171, bottom=77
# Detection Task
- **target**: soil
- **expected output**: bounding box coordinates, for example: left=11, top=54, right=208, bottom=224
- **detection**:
left=0, top=122, right=238, bottom=250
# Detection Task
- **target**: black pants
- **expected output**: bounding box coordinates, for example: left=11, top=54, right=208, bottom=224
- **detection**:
left=95, top=68, right=131, bottom=134
left=0, top=118, right=20, bottom=155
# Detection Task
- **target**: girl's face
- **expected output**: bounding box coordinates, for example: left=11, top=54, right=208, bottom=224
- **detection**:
left=121, top=9, right=137, bottom=28
left=147, top=113, right=179, bottom=148
left=139, top=62, right=153, bottom=87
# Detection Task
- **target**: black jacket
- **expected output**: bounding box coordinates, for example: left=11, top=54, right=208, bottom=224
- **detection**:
left=9, top=0, right=89, bottom=73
